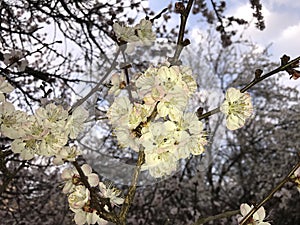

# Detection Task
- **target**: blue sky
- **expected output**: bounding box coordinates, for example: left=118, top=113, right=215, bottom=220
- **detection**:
left=148, top=0, right=300, bottom=60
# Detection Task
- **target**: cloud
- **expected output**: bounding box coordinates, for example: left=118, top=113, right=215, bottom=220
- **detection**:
left=228, top=2, right=300, bottom=59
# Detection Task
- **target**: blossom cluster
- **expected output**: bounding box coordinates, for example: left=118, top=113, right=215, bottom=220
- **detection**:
left=113, top=18, right=156, bottom=52
left=107, top=64, right=207, bottom=178
left=61, top=164, right=124, bottom=225
left=0, top=76, right=86, bottom=162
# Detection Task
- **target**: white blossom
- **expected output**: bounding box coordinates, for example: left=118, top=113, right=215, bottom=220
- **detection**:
left=66, top=106, right=89, bottom=139
left=220, top=87, right=253, bottom=130
left=99, top=182, right=124, bottom=207
left=68, top=185, right=90, bottom=209
left=61, top=164, right=99, bottom=194
left=238, top=203, right=271, bottom=225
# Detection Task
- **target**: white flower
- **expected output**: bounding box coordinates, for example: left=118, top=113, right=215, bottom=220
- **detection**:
left=113, top=23, right=139, bottom=43
left=35, top=103, right=68, bottom=129
left=0, top=76, right=14, bottom=102
left=71, top=208, right=108, bottom=225
left=0, top=101, right=30, bottom=139
left=99, top=182, right=124, bottom=207
left=39, top=131, right=68, bottom=156
left=135, top=19, right=156, bottom=45
left=66, top=106, right=89, bottom=139
left=3, top=50, right=28, bottom=72
left=220, top=87, right=253, bottom=130
left=128, top=103, right=154, bottom=129
left=11, top=138, right=38, bottom=160
left=114, top=126, right=140, bottom=151
left=53, top=145, right=81, bottom=165
left=108, top=72, right=127, bottom=96
left=156, top=89, right=188, bottom=121
left=238, top=203, right=271, bottom=225
left=61, top=164, right=99, bottom=194
left=139, top=121, right=177, bottom=154
left=175, top=113, right=207, bottom=157
left=142, top=151, right=178, bottom=178
left=107, top=96, right=132, bottom=127
left=68, top=185, right=90, bottom=209
left=113, top=19, right=155, bottom=45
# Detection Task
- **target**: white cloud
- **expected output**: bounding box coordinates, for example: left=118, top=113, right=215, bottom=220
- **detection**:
left=227, top=2, right=300, bottom=59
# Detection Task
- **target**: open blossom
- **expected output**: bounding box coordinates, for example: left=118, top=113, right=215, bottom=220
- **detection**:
left=35, top=103, right=68, bottom=129
left=0, top=76, right=14, bottom=102
left=238, top=203, right=271, bottom=225
left=53, top=145, right=81, bottom=165
left=107, top=96, right=132, bottom=127
left=113, top=18, right=155, bottom=45
left=135, top=19, right=156, bottom=45
left=107, top=64, right=205, bottom=178
left=139, top=121, right=177, bottom=154
left=68, top=185, right=90, bottom=209
left=99, top=182, right=124, bottom=206
left=66, top=106, right=89, bottom=139
left=113, top=23, right=139, bottom=43
left=108, top=72, right=127, bottom=96
left=71, top=207, right=107, bottom=225
left=175, top=113, right=207, bottom=157
left=11, top=138, right=38, bottom=160
left=220, top=87, right=253, bottom=130
left=0, top=101, right=30, bottom=139
left=142, top=151, right=178, bottom=178
left=3, top=50, right=28, bottom=72
left=61, top=164, right=99, bottom=194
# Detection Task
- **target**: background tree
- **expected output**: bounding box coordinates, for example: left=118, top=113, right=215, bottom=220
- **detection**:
left=0, top=0, right=299, bottom=225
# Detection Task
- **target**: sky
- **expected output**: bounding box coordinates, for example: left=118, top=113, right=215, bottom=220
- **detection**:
left=148, top=0, right=300, bottom=60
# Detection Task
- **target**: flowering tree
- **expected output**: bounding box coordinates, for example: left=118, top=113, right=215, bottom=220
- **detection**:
left=1, top=0, right=300, bottom=225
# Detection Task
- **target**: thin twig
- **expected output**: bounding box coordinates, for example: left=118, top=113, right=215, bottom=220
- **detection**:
left=171, top=0, right=194, bottom=63
left=192, top=209, right=240, bottom=225
left=70, top=47, right=121, bottom=113
left=198, top=55, right=300, bottom=120
left=239, top=161, right=300, bottom=225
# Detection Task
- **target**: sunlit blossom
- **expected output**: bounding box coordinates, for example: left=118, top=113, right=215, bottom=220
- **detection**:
left=61, top=164, right=99, bottom=194
left=0, top=101, right=30, bottom=139
left=68, top=185, right=90, bottom=209
left=220, top=87, right=253, bottom=130
left=99, top=182, right=124, bottom=207
left=107, top=96, right=132, bottom=127
left=53, top=145, right=82, bottom=165
left=11, top=138, right=38, bottom=160
left=66, top=106, right=89, bottom=139
left=71, top=207, right=108, bottom=225
left=35, top=103, right=68, bottom=129
left=142, top=151, right=178, bottom=178
left=238, top=203, right=271, bottom=225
